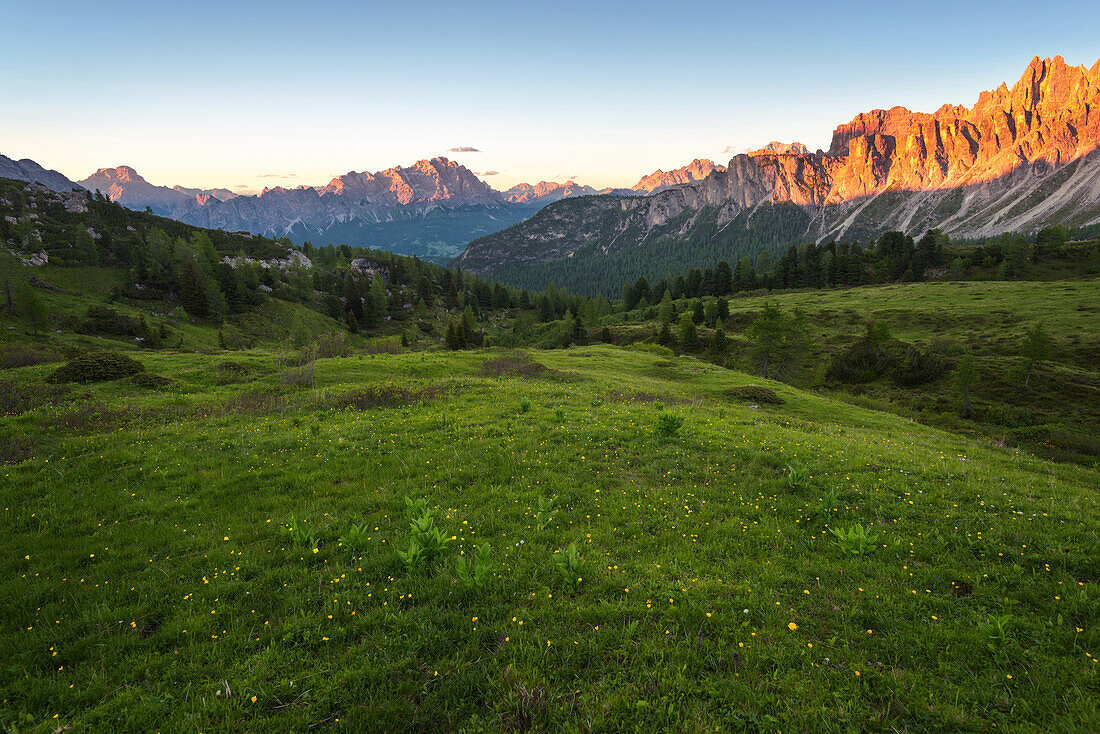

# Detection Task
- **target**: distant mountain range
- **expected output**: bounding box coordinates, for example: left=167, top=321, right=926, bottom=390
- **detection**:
left=454, top=55, right=1100, bottom=292
left=500, top=160, right=723, bottom=205
left=1, top=151, right=733, bottom=261
left=80, top=166, right=237, bottom=210
left=3, top=55, right=1096, bottom=273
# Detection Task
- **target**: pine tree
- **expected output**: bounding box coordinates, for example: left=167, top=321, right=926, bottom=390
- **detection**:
left=1020, top=323, right=1053, bottom=390
left=691, top=300, right=705, bottom=325
left=712, top=326, right=728, bottom=353
left=179, top=259, right=210, bottom=318
left=678, top=314, right=699, bottom=352
left=16, top=281, right=48, bottom=336
left=954, top=356, right=979, bottom=415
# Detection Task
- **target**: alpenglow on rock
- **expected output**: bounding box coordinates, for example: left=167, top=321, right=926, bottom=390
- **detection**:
left=455, top=55, right=1100, bottom=277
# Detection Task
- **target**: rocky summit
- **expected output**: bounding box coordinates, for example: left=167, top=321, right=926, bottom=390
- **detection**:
left=630, top=159, right=726, bottom=193
left=455, top=56, right=1100, bottom=277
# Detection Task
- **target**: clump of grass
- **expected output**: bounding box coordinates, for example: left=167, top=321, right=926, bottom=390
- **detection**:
left=47, top=350, right=144, bottom=383
left=519, top=398, right=531, bottom=413
left=214, top=360, right=252, bottom=385
left=281, top=345, right=316, bottom=387
left=0, top=380, right=69, bottom=416
left=124, top=373, right=173, bottom=389
left=324, top=385, right=443, bottom=411
left=312, top=331, right=351, bottom=359
left=482, top=351, right=547, bottom=378
left=655, top=412, right=684, bottom=438
left=725, top=385, right=782, bottom=405
left=0, top=344, right=63, bottom=369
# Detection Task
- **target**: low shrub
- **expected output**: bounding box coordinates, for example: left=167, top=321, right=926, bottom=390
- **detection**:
left=47, top=351, right=144, bottom=383
left=827, top=339, right=894, bottom=383
left=725, top=384, right=782, bottom=405
left=624, top=342, right=675, bottom=357
left=655, top=412, right=684, bottom=438
left=891, top=346, right=947, bottom=386
left=213, top=360, right=256, bottom=385
left=313, top=331, right=352, bottom=359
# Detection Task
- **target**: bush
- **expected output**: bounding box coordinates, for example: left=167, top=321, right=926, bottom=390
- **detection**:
left=891, top=346, right=947, bottom=386
left=214, top=361, right=252, bottom=385
left=655, top=412, right=684, bottom=438
left=623, top=342, right=674, bottom=357
left=47, top=351, right=144, bottom=383
left=725, top=385, right=782, bottom=405
left=313, top=331, right=352, bottom=359
left=827, top=339, right=894, bottom=383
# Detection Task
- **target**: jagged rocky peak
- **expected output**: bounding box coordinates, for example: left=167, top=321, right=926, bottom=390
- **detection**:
left=631, top=158, right=726, bottom=193
left=750, top=142, right=810, bottom=157
left=320, top=156, right=500, bottom=205
left=503, top=181, right=597, bottom=205
left=88, top=165, right=145, bottom=183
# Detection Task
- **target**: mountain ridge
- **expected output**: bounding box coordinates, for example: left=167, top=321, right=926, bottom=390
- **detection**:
left=454, top=55, right=1100, bottom=280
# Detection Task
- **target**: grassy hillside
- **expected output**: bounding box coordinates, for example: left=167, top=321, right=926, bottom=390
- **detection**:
left=1, top=346, right=1097, bottom=732
left=606, top=279, right=1100, bottom=465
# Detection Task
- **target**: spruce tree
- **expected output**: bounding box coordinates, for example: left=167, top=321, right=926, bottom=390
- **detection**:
left=16, top=281, right=47, bottom=336
left=679, top=314, right=699, bottom=352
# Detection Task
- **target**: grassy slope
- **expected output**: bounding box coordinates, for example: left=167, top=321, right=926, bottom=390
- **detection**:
left=0, top=253, right=357, bottom=354
left=1, top=346, right=1096, bottom=732
left=611, top=279, right=1100, bottom=463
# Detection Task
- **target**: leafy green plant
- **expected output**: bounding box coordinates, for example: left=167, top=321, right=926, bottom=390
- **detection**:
left=978, top=613, right=1014, bottom=653
left=283, top=515, right=317, bottom=549
left=409, top=513, right=452, bottom=560
left=554, top=542, right=588, bottom=590
left=455, top=543, right=491, bottom=590
left=519, top=398, right=531, bottom=413
left=397, top=539, right=427, bottom=573
left=339, top=523, right=370, bottom=551
left=554, top=407, right=566, bottom=421
left=831, top=523, right=878, bottom=556
left=786, top=463, right=811, bottom=490
left=821, top=489, right=840, bottom=516
left=655, top=412, right=684, bottom=438
left=534, top=496, right=558, bottom=530
left=404, top=495, right=434, bottom=523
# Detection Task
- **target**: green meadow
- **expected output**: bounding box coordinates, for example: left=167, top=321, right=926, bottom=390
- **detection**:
left=1, top=345, right=1097, bottom=732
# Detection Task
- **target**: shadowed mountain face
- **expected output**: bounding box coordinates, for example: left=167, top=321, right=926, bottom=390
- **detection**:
left=456, top=55, right=1100, bottom=277
left=0, top=154, right=83, bottom=193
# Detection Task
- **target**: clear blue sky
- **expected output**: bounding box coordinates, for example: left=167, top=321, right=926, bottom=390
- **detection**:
left=3, top=1, right=1097, bottom=192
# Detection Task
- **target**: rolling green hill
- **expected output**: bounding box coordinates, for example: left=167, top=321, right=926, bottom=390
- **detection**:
left=1, top=346, right=1097, bottom=731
